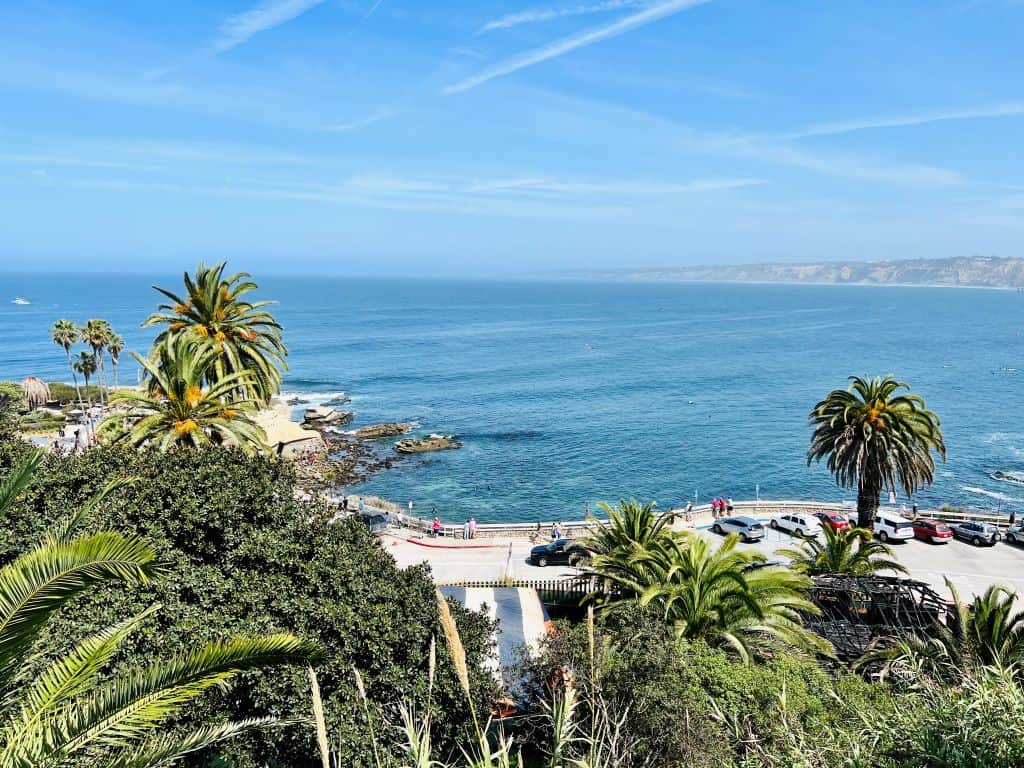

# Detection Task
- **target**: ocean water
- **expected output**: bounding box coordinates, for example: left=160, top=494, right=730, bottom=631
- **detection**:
left=2, top=273, right=1023, bottom=522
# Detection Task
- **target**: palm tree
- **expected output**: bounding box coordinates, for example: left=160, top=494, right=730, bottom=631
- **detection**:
left=584, top=533, right=832, bottom=663
left=776, top=525, right=907, bottom=576
left=99, top=336, right=267, bottom=453
left=72, top=352, right=97, bottom=406
left=861, top=578, right=1024, bottom=682
left=107, top=332, right=125, bottom=390
left=807, top=375, right=946, bottom=529
left=79, top=319, right=112, bottom=406
left=0, top=452, right=320, bottom=767
left=50, top=319, right=82, bottom=407
left=143, top=263, right=287, bottom=406
left=581, top=500, right=681, bottom=591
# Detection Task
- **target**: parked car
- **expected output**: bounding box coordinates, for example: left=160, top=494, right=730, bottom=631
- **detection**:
left=529, top=538, right=589, bottom=567
left=1004, top=523, right=1024, bottom=545
left=359, top=514, right=389, bottom=534
left=813, top=511, right=852, bottom=533
left=951, top=521, right=999, bottom=546
left=711, top=516, right=765, bottom=542
left=911, top=518, right=953, bottom=544
left=873, top=515, right=915, bottom=543
left=770, top=513, right=822, bottom=537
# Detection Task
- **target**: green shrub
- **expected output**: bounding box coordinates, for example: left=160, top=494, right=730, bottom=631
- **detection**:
left=0, top=442, right=496, bottom=767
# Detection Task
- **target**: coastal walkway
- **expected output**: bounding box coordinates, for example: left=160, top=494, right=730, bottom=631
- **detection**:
left=379, top=500, right=1024, bottom=602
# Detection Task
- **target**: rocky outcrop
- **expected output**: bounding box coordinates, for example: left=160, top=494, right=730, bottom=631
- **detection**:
left=395, top=436, right=461, bottom=454
left=302, top=407, right=354, bottom=428
left=354, top=422, right=414, bottom=440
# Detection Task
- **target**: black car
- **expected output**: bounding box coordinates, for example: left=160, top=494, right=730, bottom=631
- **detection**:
left=529, top=538, right=589, bottom=567
left=359, top=514, right=389, bottom=534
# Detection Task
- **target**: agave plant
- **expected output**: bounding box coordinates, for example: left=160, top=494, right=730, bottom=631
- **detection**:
left=807, top=375, right=945, bottom=528
left=776, top=525, right=907, bottom=577
left=143, top=262, right=287, bottom=406
left=99, top=336, right=267, bottom=453
left=0, top=452, right=319, bottom=767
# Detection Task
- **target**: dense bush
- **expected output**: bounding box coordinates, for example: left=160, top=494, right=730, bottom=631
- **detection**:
left=518, top=604, right=894, bottom=768
left=0, top=438, right=496, bottom=767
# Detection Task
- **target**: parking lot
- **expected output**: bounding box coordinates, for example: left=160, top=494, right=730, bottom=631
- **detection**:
left=388, top=517, right=1024, bottom=602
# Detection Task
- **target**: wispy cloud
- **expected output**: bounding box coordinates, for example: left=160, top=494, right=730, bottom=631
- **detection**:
left=445, top=0, right=711, bottom=94
left=787, top=102, right=1024, bottom=139
left=320, top=109, right=393, bottom=132
left=478, top=0, right=647, bottom=34
left=213, top=0, right=326, bottom=54
left=365, top=0, right=387, bottom=18
left=465, top=176, right=763, bottom=195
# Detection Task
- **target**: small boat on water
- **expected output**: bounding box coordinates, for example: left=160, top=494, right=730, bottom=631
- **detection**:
left=11, top=297, right=30, bottom=305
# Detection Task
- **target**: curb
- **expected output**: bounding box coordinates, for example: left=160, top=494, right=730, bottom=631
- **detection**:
left=385, top=534, right=511, bottom=550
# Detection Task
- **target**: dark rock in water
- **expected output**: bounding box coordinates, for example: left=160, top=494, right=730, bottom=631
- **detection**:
left=354, top=422, right=414, bottom=440
left=302, top=407, right=354, bottom=428
left=285, top=397, right=310, bottom=406
left=395, top=436, right=461, bottom=454
left=991, top=470, right=1024, bottom=485
left=324, top=395, right=352, bottom=406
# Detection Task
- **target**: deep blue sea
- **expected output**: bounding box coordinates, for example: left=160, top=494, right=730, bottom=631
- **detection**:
left=2, top=273, right=1023, bottom=522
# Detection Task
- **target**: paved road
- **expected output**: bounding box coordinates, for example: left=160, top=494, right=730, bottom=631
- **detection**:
left=385, top=523, right=1024, bottom=601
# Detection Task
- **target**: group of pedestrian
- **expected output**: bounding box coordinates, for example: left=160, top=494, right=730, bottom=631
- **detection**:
left=340, top=496, right=366, bottom=514
left=461, top=517, right=478, bottom=539
left=711, top=497, right=734, bottom=519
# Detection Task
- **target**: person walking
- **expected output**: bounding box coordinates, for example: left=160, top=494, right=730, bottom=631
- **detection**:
left=396, top=508, right=404, bottom=528
left=469, top=517, right=477, bottom=539
left=432, top=516, right=441, bottom=537
left=685, top=500, right=693, bottom=523
left=463, top=519, right=471, bottom=540
left=342, top=496, right=349, bottom=512
left=358, top=497, right=365, bottom=514
left=1010, top=510, right=1017, bottom=527
left=726, top=497, right=734, bottom=514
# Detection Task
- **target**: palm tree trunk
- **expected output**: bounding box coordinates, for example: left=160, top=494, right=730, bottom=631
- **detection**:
left=82, top=373, right=92, bottom=407
left=856, top=488, right=880, bottom=529
left=95, top=350, right=107, bottom=407
left=65, top=349, right=83, bottom=408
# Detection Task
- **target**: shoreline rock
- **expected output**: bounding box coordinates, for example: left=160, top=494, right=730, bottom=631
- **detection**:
left=302, top=407, right=354, bottom=428
left=354, top=422, right=414, bottom=440
left=395, top=436, right=461, bottom=454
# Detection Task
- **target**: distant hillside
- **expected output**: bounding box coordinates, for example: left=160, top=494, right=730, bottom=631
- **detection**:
left=590, top=257, right=1024, bottom=289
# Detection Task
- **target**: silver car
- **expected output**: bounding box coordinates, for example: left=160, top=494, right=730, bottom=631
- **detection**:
left=711, top=516, right=765, bottom=542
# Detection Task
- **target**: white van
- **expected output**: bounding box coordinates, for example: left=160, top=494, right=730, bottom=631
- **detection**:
left=874, top=514, right=915, bottom=542
left=770, top=513, right=822, bottom=537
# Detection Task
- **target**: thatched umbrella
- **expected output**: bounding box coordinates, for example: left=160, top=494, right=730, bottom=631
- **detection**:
left=21, top=376, right=50, bottom=410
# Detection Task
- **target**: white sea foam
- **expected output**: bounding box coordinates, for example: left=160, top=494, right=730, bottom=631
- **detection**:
left=961, top=485, right=1024, bottom=503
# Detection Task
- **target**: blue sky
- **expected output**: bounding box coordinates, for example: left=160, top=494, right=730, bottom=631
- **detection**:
left=0, top=0, right=1021, bottom=276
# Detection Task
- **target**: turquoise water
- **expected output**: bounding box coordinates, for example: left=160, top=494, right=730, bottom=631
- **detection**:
left=2, top=273, right=1023, bottom=522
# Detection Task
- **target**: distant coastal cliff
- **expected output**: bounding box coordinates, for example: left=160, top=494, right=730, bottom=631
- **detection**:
left=587, top=256, right=1024, bottom=289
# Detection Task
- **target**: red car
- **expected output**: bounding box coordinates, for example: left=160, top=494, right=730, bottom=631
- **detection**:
left=911, top=518, right=953, bottom=544
left=813, top=511, right=852, bottom=533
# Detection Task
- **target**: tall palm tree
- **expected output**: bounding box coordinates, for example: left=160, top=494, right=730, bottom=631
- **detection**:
left=72, top=352, right=97, bottom=407
left=776, top=525, right=907, bottom=577
left=584, top=533, right=832, bottom=663
left=50, top=319, right=82, bottom=407
left=0, top=453, right=319, bottom=767
left=79, top=319, right=112, bottom=406
left=807, top=375, right=946, bottom=529
left=99, top=336, right=267, bottom=453
left=143, top=263, right=287, bottom=406
left=581, top=500, right=681, bottom=591
left=107, top=332, right=125, bottom=390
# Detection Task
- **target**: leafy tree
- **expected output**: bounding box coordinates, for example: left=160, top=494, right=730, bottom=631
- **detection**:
left=808, top=375, right=946, bottom=529
left=49, top=319, right=82, bottom=406
left=99, top=336, right=266, bottom=454
left=585, top=533, right=832, bottom=662
left=776, top=525, right=907, bottom=576
left=72, top=352, right=97, bottom=406
left=0, top=443, right=496, bottom=767
left=0, top=452, right=318, bottom=767
left=143, top=262, right=287, bottom=406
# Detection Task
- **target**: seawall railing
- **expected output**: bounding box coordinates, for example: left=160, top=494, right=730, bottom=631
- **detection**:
left=318, top=496, right=1011, bottom=540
